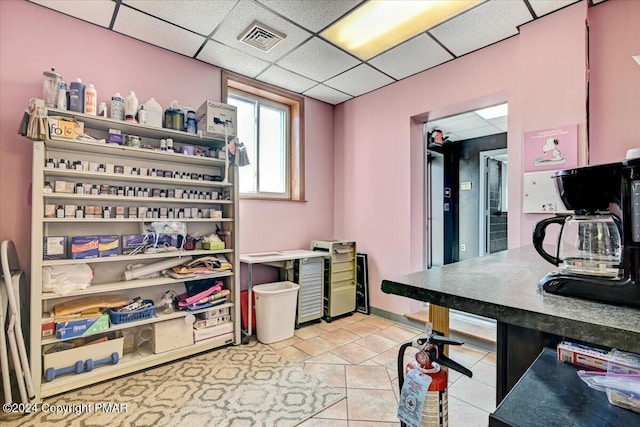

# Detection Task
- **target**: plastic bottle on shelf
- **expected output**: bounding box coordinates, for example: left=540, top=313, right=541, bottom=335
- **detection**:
left=111, top=92, right=125, bottom=120
left=68, top=78, right=85, bottom=113
left=124, top=91, right=139, bottom=123
left=57, top=81, right=67, bottom=110
left=143, top=98, right=163, bottom=127
left=84, top=84, right=97, bottom=115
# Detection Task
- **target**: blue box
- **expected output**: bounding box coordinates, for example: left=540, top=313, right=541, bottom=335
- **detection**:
left=122, top=234, right=146, bottom=254
left=55, top=313, right=110, bottom=339
left=44, top=236, right=68, bottom=260
left=157, top=234, right=179, bottom=248
left=71, top=235, right=99, bottom=259
left=99, top=235, right=119, bottom=257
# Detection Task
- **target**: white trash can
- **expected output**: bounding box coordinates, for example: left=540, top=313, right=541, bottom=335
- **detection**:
left=253, top=281, right=300, bottom=344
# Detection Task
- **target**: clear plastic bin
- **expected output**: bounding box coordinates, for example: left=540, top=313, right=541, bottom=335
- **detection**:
left=253, top=281, right=300, bottom=344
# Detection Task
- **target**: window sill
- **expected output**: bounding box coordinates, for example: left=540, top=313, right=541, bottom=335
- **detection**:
left=240, top=195, right=307, bottom=203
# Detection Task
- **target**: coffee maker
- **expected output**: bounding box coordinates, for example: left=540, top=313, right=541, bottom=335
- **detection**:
left=533, top=157, right=640, bottom=307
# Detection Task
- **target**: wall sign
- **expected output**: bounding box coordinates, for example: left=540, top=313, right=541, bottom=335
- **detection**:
left=523, top=124, right=578, bottom=172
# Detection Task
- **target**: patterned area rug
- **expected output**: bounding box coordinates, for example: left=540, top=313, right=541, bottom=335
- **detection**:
left=3, top=340, right=344, bottom=426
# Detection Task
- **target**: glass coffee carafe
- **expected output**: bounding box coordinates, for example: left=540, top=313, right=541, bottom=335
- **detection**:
left=533, top=214, right=622, bottom=278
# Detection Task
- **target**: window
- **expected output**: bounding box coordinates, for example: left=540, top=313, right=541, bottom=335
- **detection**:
left=222, top=71, right=305, bottom=201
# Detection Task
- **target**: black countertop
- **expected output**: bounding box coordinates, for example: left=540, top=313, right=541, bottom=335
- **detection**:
left=489, top=348, right=640, bottom=426
left=381, top=246, right=640, bottom=353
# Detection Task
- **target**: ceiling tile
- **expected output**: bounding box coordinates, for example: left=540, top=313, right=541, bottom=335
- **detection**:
left=429, top=0, right=533, bottom=57
left=369, top=34, right=454, bottom=80
left=304, top=85, right=352, bottom=105
left=30, top=0, right=115, bottom=27
left=256, top=66, right=317, bottom=93
left=455, top=125, right=504, bottom=140
left=122, top=0, right=237, bottom=36
left=488, top=116, right=508, bottom=131
left=256, top=0, right=363, bottom=32
left=197, top=40, right=270, bottom=78
left=324, top=64, right=394, bottom=97
left=210, top=0, right=312, bottom=63
left=528, top=0, right=580, bottom=17
left=113, top=6, right=205, bottom=57
left=429, top=115, right=490, bottom=134
left=277, top=37, right=360, bottom=82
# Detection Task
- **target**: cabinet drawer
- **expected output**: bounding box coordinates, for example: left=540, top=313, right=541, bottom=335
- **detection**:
left=332, top=260, right=354, bottom=273
left=333, top=250, right=354, bottom=263
left=332, top=270, right=354, bottom=282
left=331, top=278, right=354, bottom=290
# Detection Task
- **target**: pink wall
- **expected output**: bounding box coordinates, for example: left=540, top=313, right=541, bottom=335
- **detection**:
left=0, top=0, right=335, bottom=275
left=588, top=0, right=640, bottom=163
left=334, top=2, right=589, bottom=315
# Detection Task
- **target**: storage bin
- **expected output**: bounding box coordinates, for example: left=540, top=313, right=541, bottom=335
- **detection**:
left=253, top=281, right=300, bottom=344
left=153, top=317, right=194, bottom=353
left=43, top=337, right=124, bottom=380
left=109, top=300, right=155, bottom=324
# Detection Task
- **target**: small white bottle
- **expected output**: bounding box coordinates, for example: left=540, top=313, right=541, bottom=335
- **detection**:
left=57, top=81, right=67, bottom=110
left=124, top=91, right=139, bottom=123
left=111, top=92, right=125, bottom=120
left=84, top=84, right=97, bottom=115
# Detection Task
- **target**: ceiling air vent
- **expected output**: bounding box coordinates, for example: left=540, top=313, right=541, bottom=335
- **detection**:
left=238, top=20, right=286, bottom=52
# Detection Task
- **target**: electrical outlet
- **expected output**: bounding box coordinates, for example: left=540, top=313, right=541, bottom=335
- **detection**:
left=461, top=243, right=466, bottom=252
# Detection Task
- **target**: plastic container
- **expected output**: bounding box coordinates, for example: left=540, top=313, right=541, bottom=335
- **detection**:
left=111, top=92, right=125, bottom=120
left=108, top=300, right=155, bottom=324
left=42, top=68, right=62, bottom=108
left=84, top=84, right=97, bottom=115
left=143, top=98, right=163, bottom=127
left=68, top=78, right=85, bottom=113
left=124, top=91, right=139, bottom=122
left=164, top=100, right=185, bottom=131
left=253, top=281, right=300, bottom=344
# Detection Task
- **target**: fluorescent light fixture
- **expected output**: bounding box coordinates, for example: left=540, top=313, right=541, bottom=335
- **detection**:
left=633, top=55, right=640, bottom=66
left=321, top=0, right=482, bottom=60
left=475, top=103, right=508, bottom=120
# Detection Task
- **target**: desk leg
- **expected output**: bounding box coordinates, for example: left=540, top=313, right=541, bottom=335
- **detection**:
left=428, top=304, right=450, bottom=356
left=248, top=264, right=253, bottom=339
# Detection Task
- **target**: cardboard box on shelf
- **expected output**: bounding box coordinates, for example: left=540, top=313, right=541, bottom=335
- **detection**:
left=196, top=101, right=237, bottom=139
left=48, top=117, right=84, bottom=140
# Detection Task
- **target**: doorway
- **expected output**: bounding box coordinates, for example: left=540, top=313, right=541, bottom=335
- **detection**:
left=479, top=149, right=508, bottom=256
left=417, top=103, right=509, bottom=344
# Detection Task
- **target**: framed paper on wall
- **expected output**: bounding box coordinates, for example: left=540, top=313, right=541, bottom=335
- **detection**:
left=523, top=124, right=578, bottom=172
left=356, top=253, right=370, bottom=315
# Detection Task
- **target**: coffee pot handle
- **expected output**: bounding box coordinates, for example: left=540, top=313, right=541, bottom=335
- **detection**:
left=533, top=216, right=567, bottom=266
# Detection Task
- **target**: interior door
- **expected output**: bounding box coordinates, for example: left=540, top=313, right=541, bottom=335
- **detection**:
left=426, top=150, right=444, bottom=269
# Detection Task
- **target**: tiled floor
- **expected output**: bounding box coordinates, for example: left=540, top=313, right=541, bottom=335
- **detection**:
left=269, top=312, right=496, bottom=426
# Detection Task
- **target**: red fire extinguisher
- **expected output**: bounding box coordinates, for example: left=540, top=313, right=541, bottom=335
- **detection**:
left=397, top=327, right=473, bottom=427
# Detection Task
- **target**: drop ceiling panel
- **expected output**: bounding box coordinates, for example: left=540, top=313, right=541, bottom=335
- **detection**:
left=122, top=0, right=237, bottom=36
left=277, top=37, right=361, bottom=82
left=257, top=66, right=317, bottom=93
left=210, top=0, right=311, bottom=62
left=256, top=0, right=363, bottom=32
left=429, top=0, right=533, bottom=57
left=528, top=0, right=580, bottom=17
left=488, top=116, right=508, bottom=131
left=29, top=0, right=115, bottom=27
left=324, top=64, right=394, bottom=97
left=197, top=40, right=270, bottom=78
left=429, top=115, right=490, bottom=134
left=113, top=6, right=205, bottom=57
left=368, top=34, right=454, bottom=80
left=455, top=125, right=503, bottom=140
left=304, top=84, right=352, bottom=105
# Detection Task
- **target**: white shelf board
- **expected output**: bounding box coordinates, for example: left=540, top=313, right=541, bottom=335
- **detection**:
left=47, top=108, right=228, bottom=147
left=40, top=332, right=235, bottom=397
left=43, top=192, right=233, bottom=204
left=42, top=303, right=234, bottom=346
left=45, top=137, right=227, bottom=165
left=42, top=249, right=233, bottom=266
left=43, top=217, right=233, bottom=223
left=42, top=168, right=231, bottom=188
left=41, top=271, right=234, bottom=300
